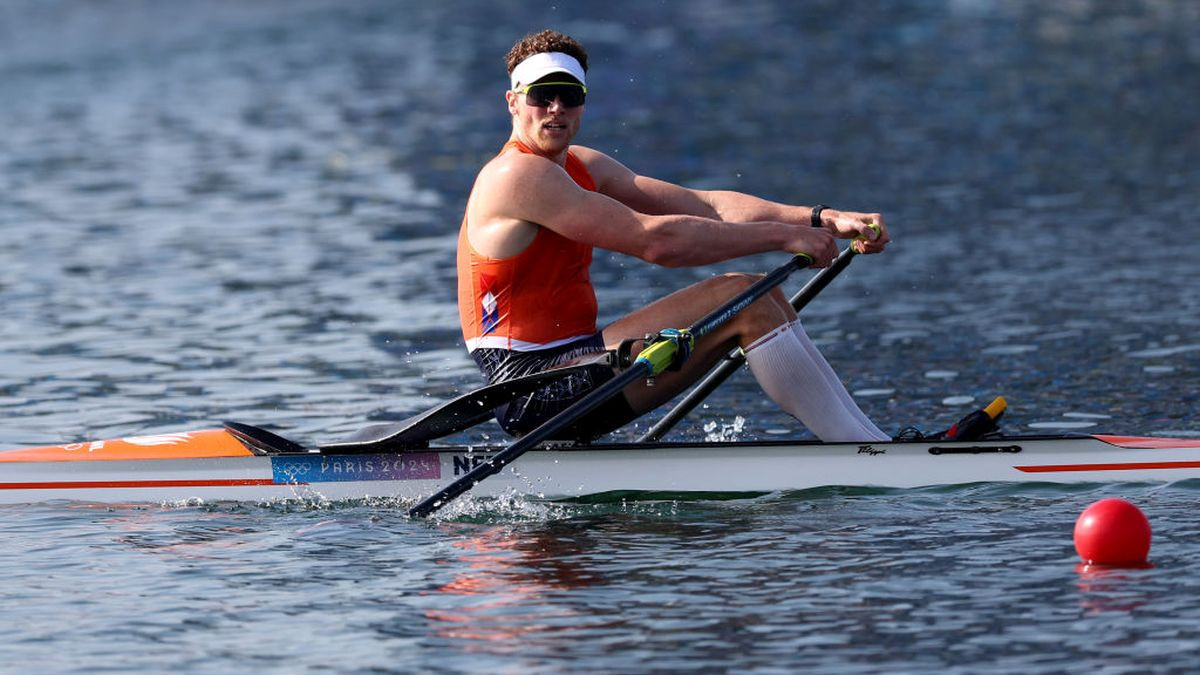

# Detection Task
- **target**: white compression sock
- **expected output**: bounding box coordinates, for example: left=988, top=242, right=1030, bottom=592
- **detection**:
left=787, top=319, right=890, bottom=438
left=744, top=319, right=890, bottom=442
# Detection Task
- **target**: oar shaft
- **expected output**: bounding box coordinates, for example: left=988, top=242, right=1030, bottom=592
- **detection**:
left=407, top=360, right=652, bottom=518
left=687, top=254, right=811, bottom=338
left=408, top=253, right=813, bottom=518
left=638, top=247, right=857, bottom=443
left=788, top=246, right=857, bottom=311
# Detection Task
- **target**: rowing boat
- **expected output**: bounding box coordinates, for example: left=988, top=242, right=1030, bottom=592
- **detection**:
left=3, top=427, right=1199, bottom=505
left=5, top=253, right=1195, bottom=509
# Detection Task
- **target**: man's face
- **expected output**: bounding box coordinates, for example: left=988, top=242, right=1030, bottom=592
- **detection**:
left=506, top=75, right=585, bottom=157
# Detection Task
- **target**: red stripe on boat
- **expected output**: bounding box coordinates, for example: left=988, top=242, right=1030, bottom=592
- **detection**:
left=1094, top=435, right=1200, bottom=449
left=1016, top=460, right=1200, bottom=473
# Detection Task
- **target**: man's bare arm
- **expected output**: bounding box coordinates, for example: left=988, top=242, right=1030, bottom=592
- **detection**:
left=472, top=152, right=838, bottom=268
left=573, top=145, right=889, bottom=254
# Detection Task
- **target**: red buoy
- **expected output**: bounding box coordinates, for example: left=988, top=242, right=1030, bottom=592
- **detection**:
left=1073, top=498, right=1152, bottom=565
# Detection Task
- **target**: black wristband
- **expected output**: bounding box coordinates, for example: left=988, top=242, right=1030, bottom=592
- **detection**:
left=810, top=204, right=828, bottom=229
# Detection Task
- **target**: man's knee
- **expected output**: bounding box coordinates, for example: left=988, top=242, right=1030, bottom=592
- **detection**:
left=707, top=273, right=787, bottom=328
left=706, top=272, right=765, bottom=296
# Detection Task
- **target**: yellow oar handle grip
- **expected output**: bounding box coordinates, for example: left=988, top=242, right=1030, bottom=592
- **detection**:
left=854, top=222, right=882, bottom=242
left=635, top=339, right=680, bottom=377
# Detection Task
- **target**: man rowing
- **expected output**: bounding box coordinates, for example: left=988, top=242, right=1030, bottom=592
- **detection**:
left=458, top=29, right=892, bottom=443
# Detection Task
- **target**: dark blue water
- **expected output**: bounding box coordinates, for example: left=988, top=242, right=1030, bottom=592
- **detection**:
left=1, top=0, right=1198, bottom=671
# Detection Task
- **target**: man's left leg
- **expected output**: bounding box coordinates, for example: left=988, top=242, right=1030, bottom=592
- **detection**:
left=743, top=318, right=889, bottom=442
left=602, top=274, right=888, bottom=441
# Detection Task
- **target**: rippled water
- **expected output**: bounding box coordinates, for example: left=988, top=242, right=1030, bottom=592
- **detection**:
left=1, top=0, right=1198, bottom=671
left=6, top=483, right=1200, bottom=672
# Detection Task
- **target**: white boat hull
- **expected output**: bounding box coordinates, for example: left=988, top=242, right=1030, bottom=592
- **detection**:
left=3, top=431, right=1200, bottom=505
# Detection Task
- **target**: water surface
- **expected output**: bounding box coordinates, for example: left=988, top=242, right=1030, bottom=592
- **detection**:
left=1, top=0, right=1197, bottom=671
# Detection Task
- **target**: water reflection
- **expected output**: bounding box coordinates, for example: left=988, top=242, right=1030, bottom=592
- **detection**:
left=426, top=521, right=615, bottom=644
left=1074, top=563, right=1155, bottom=615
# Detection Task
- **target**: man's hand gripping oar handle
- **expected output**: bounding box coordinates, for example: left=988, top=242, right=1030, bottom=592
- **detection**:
left=407, top=253, right=814, bottom=518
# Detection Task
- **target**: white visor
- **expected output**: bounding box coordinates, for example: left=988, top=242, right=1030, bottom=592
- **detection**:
left=510, top=51, right=586, bottom=89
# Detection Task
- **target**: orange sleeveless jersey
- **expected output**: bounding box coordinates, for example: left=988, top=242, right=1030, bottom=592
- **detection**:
left=457, top=140, right=599, bottom=352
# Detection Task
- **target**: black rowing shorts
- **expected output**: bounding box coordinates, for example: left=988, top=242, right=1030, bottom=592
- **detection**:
left=471, top=332, right=638, bottom=441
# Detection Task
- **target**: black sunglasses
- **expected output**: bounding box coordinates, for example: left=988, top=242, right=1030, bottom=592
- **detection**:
left=515, top=81, right=587, bottom=108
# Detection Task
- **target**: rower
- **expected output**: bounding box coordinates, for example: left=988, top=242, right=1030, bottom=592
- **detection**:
left=458, top=29, right=892, bottom=442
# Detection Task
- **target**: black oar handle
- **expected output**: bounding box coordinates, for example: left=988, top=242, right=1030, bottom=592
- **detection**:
left=638, top=247, right=857, bottom=442
left=408, top=253, right=813, bottom=518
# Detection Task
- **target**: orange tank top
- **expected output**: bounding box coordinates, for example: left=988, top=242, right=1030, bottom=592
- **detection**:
left=457, top=140, right=599, bottom=352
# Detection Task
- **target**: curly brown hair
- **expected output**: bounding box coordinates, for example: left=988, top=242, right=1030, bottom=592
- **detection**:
left=505, top=29, right=588, bottom=76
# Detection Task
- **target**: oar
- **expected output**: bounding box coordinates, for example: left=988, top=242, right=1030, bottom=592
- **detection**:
left=321, top=353, right=614, bottom=452
left=638, top=246, right=857, bottom=443
left=223, top=354, right=616, bottom=455
left=408, top=253, right=815, bottom=518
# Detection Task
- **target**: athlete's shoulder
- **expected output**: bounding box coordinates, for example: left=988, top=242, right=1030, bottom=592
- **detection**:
left=479, top=146, right=562, bottom=185
left=567, top=144, right=611, bottom=164
left=569, top=145, right=634, bottom=190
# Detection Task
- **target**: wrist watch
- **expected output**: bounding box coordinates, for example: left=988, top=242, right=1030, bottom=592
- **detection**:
left=810, top=204, right=828, bottom=228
